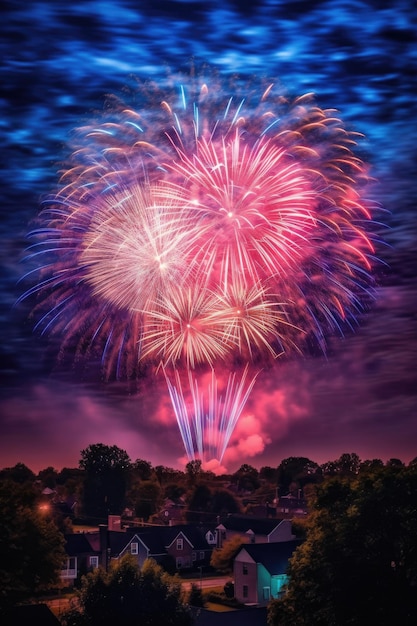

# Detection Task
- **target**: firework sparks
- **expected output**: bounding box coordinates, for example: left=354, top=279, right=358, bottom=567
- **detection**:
left=165, top=366, right=258, bottom=464
left=21, top=69, right=379, bottom=465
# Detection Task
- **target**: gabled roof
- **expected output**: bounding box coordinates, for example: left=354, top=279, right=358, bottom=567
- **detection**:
left=218, top=515, right=287, bottom=535
left=109, top=525, right=211, bottom=557
left=124, top=531, right=166, bottom=556
left=128, top=524, right=210, bottom=552
left=65, top=533, right=100, bottom=556
left=237, top=540, right=301, bottom=576
left=65, top=524, right=212, bottom=559
left=165, top=530, right=193, bottom=550
left=160, top=524, right=211, bottom=550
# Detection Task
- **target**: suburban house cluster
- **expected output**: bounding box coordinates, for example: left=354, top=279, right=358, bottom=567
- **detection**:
left=62, top=514, right=302, bottom=606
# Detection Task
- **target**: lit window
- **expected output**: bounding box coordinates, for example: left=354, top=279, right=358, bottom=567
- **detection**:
left=131, top=542, right=138, bottom=555
left=176, top=537, right=183, bottom=550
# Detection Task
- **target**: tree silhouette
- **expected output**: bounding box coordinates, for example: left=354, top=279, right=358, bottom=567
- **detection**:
left=79, top=443, right=131, bottom=517
left=60, top=555, right=192, bottom=626
left=0, top=479, right=66, bottom=613
left=268, top=464, right=417, bottom=625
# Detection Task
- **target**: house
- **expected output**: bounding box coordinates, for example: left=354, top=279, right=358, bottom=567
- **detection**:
left=153, top=497, right=186, bottom=525
left=62, top=522, right=213, bottom=583
left=61, top=532, right=101, bottom=584
left=233, top=540, right=301, bottom=606
left=104, top=524, right=212, bottom=571
left=276, top=494, right=308, bottom=517
left=216, top=515, right=295, bottom=547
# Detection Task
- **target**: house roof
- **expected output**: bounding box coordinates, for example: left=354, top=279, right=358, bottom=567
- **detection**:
left=130, top=525, right=210, bottom=549
left=65, top=524, right=212, bottom=559
left=237, top=540, right=301, bottom=576
left=193, top=607, right=267, bottom=626
left=65, top=533, right=100, bottom=556
left=105, top=524, right=211, bottom=557
left=218, top=515, right=288, bottom=535
left=3, top=604, right=61, bottom=626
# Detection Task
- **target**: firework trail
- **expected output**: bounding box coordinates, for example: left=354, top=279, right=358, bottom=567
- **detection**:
left=20, top=68, right=379, bottom=465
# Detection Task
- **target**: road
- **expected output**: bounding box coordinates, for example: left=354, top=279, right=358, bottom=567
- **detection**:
left=182, top=575, right=231, bottom=591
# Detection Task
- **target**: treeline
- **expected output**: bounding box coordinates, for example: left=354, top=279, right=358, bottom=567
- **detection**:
left=1, top=446, right=416, bottom=526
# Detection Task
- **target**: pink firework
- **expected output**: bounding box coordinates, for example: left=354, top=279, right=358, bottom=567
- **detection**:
left=21, top=69, right=378, bottom=465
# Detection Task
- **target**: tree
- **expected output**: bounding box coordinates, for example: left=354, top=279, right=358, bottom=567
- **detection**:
left=38, top=466, right=59, bottom=489
left=133, top=480, right=162, bottom=521
left=268, top=465, right=417, bottom=625
left=60, top=555, right=193, bottom=626
left=164, top=483, right=186, bottom=502
left=154, top=465, right=184, bottom=485
left=386, top=457, right=405, bottom=468
left=277, top=457, right=320, bottom=496
left=185, top=484, right=240, bottom=523
left=259, top=465, right=278, bottom=482
left=335, top=452, right=361, bottom=477
left=359, top=458, right=384, bottom=474
left=0, top=462, right=35, bottom=484
left=185, top=459, right=202, bottom=485
left=186, top=484, right=212, bottom=523
left=321, top=452, right=361, bottom=479
left=210, top=536, right=248, bottom=574
left=210, top=488, right=241, bottom=516
left=232, top=463, right=259, bottom=492
left=132, top=458, right=153, bottom=481
left=0, top=479, right=66, bottom=613
left=79, top=443, right=131, bottom=517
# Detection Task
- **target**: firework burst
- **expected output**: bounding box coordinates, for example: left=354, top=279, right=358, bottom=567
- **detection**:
left=21, top=68, right=379, bottom=465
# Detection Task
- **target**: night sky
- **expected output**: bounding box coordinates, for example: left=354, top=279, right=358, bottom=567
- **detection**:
left=1, top=0, right=416, bottom=474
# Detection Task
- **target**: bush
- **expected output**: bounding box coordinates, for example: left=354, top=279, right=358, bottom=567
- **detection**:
left=188, top=583, right=205, bottom=607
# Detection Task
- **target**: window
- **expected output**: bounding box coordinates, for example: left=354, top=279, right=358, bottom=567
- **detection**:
left=200, top=551, right=204, bottom=560
left=90, top=556, right=99, bottom=569
left=131, top=542, right=138, bottom=555
left=176, top=537, right=183, bottom=550
left=61, top=557, right=76, bottom=578
left=243, top=563, right=248, bottom=575
left=192, top=551, right=196, bottom=562
left=263, top=586, right=271, bottom=601
left=243, top=585, right=248, bottom=599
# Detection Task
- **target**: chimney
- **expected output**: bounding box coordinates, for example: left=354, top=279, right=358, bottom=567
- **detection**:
left=99, top=524, right=109, bottom=570
left=108, top=515, right=122, bottom=531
